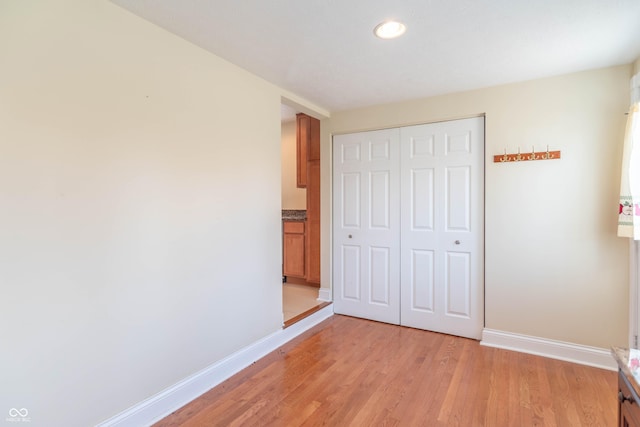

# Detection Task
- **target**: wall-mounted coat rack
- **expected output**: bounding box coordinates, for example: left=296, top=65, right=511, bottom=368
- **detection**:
left=493, top=146, right=561, bottom=163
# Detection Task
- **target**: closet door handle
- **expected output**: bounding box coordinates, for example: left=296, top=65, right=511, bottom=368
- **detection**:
left=454, top=240, right=460, bottom=245
left=348, top=234, right=353, bottom=239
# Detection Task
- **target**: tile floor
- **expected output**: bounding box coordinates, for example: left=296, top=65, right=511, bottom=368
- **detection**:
left=283, top=283, right=320, bottom=322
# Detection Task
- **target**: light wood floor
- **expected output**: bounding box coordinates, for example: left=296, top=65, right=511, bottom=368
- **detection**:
left=154, top=315, right=617, bottom=427
left=283, top=283, right=321, bottom=323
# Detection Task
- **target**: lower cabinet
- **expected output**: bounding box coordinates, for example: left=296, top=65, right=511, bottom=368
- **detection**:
left=619, top=371, right=640, bottom=427
left=283, top=221, right=305, bottom=279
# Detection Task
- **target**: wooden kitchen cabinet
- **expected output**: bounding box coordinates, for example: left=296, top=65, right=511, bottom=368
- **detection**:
left=305, top=159, right=320, bottom=284
left=296, top=113, right=321, bottom=186
left=619, top=370, right=640, bottom=427
left=296, top=114, right=309, bottom=188
left=283, top=221, right=305, bottom=279
left=293, top=112, right=321, bottom=284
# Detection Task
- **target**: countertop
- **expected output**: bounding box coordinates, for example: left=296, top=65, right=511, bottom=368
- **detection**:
left=282, top=209, right=306, bottom=221
left=612, top=346, right=640, bottom=398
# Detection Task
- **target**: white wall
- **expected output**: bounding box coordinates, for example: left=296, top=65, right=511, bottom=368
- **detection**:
left=281, top=120, right=307, bottom=209
left=326, top=65, right=631, bottom=349
left=0, top=2, right=286, bottom=426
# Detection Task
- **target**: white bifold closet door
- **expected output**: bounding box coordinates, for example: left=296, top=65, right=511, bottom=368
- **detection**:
left=331, top=128, right=401, bottom=324
left=333, top=117, right=484, bottom=339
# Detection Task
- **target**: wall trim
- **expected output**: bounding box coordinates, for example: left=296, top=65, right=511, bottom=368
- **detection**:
left=481, top=328, right=617, bottom=371
left=97, top=305, right=334, bottom=427
left=317, top=287, right=332, bottom=302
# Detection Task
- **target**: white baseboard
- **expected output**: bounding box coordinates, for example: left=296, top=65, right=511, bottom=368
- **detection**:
left=97, top=305, right=334, bottom=427
left=481, top=328, right=617, bottom=371
left=317, top=287, right=331, bottom=302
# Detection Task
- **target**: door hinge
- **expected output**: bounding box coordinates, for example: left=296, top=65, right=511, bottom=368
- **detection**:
left=635, top=335, right=638, bottom=349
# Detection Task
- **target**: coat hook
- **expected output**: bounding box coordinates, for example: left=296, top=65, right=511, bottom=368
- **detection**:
left=493, top=146, right=561, bottom=163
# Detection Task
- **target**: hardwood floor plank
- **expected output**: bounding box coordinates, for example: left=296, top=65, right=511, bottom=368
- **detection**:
left=154, top=315, right=617, bottom=427
left=436, top=338, right=473, bottom=424
left=532, top=355, right=557, bottom=427
left=484, top=348, right=510, bottom=425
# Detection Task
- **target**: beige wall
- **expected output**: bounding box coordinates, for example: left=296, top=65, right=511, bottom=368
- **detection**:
left=326, top=65, right=632, bottom=349
left=1, top=1, right=633, bottom=424
left=281, top=120, right=307, bottom=209
left=0, top=1, right=286, bottom=425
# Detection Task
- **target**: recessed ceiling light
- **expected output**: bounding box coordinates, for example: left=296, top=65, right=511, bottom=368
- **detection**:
left=374, top=21, right=406, bottom=39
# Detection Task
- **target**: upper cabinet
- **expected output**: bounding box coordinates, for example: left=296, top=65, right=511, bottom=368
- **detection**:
left=296, top=114, right=308, bottom=188
left=297, top=113, right=321, bottom=284
left=296, top=113, right=320, bottom=188
left=296, top=114, right=309, bottom=188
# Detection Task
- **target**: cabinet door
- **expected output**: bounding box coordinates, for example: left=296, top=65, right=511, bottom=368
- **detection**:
left=306, top=159, right=321, bottom=283
left=619, top=372, right=640, bottom=427
left=620, top=399, right=640, bottom=427
left=296, top=114, right=308, bottom=188
left=304, top=114, right=321, bottom=284
left=283, top=222, right=305, bottom=278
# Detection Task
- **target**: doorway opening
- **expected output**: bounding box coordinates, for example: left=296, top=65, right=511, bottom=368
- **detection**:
left=281, top=103, right=326, bottom=327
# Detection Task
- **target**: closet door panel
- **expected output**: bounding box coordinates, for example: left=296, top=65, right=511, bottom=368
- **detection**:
left=370, top=246, right=391, bottom=305
left=400, top=117, right=484, bottom=339
left=341, top=173, right=360, bottom=228
left=411, top=168, right=434, bottom=231
left=333, top=129, right=400, bottom=325
left=445, top=166, right=471, bottom=232
left=370, top=171, right=390, bottom=229
left=410, top=249, right=435, bottom=312
left=445, top=251, right=471, bottom=317
left=341, top=245, right=361, bottom=300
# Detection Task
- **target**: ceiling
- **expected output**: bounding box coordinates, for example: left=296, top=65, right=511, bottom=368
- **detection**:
left=111, top=0, right=640, bottom=116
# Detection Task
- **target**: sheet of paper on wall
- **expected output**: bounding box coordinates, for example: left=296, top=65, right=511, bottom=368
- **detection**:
left=629, top=348, right=640, bottom=381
